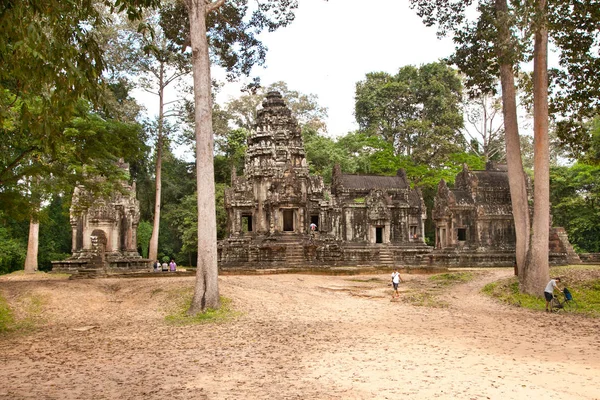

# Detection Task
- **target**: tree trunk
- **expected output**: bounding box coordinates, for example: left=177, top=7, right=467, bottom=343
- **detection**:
left=523, top=0, right=550, bottom=294
left=148, top=63, right=166, bottom=268
left=494, top=0, right=530, bottom=277
left=187, top=0, right=220, bottom=314
left=24, top=216, right=39, bottom=273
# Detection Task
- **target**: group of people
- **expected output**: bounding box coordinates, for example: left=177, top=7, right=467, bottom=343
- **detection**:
left=153, top=259, right=177, bottom=272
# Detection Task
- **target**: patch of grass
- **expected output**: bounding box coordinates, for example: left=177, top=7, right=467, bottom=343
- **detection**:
left=401, top=291, right=448, bottom=308
left=164, top=288, right=240, bottom=325
left=353, top=197, right=365, bottom=203
left=0, top=294, right=15, bottom=332
left=482, top=265, right=600, bottom=316
left=429, top=272, right=474, bottom=286
left=0, top=292, right=46, bottom=334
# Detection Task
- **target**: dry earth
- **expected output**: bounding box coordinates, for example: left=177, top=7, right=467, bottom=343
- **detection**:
left=0, top=269, right=599, bottom=400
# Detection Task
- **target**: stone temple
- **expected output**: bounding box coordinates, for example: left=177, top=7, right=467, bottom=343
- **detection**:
left=431, top=163, right=580, bottom=266
left=218, top=92, right=432, bottom=271
left=219, top=91, right=578, bottom=271
left=52, top=160, right=148, bottom=275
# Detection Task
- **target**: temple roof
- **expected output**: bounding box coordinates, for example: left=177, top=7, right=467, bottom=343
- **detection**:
left=471, top=170, right=510, bottom=189
left=338, top=174, right=409, bottom=190
left=452, top=190, right=474, bottom=204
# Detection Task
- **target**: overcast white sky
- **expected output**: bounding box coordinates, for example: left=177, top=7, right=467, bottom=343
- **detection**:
left=208, top=0, right=455, bottom=137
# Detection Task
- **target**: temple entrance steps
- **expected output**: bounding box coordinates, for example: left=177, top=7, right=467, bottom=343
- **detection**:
left=285, top=244, right=305, bottom=265
left=378, top=247, right=395, bottom=266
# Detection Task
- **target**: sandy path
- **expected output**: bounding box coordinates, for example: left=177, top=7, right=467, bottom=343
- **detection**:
left=0, top=269, right=599, bottom=400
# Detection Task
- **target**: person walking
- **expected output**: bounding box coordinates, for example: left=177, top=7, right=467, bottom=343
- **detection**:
left=391, top=268, right=403, bottom=298
left=544, top=277, right=562, bottom=312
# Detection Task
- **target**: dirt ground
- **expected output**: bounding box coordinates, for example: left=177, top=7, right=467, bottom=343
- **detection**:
left=1, top=269, right=599, bottom=400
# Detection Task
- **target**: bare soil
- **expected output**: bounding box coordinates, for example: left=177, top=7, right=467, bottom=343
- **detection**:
left=1, top=269, right=599, bottom=400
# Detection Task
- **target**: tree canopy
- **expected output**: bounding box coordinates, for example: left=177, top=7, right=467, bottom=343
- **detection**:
left=354, top=62, right=465, bottom=166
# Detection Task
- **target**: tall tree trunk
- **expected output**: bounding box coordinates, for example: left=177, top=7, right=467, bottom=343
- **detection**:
left=523, top=0, right=550, bottom=294
left=148, top=63, right=165, bottom=267
left=24, top=216, right=39, bottom=273
left=187, top=0, right=220, bottom=314
left=494, top=0, right=530, bottom=276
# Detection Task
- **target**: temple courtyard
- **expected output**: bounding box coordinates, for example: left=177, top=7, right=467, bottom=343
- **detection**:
left=1, top=269, right=599, bottom=400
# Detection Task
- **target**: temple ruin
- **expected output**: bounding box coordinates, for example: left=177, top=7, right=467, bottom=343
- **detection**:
left=432, top=163, right=580, bottom=266
left=52, top=160, right=148, bottom=275
left=218, top=91, right=432, bottom=271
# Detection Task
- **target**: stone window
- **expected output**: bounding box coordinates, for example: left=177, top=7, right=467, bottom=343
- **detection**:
left=457, top=228, right=467, bottom=241
left=410, top=225, right=417, bottom=239
left=242, top=215, right=253, bottom=232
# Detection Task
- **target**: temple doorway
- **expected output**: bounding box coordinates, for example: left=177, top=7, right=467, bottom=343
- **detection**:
left=283, top=209, right=294, bottom=231
left=376, top=226, right=384, bottom=243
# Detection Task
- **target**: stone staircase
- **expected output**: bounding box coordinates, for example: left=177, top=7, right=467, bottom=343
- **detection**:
left=285, top=243, right=305, bottom=265
left=378, top=247, right=395, bottom=266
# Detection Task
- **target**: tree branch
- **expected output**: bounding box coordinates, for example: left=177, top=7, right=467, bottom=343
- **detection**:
left=206, top=0, right=227, bottom=14
left=0, top=146, right=37, bottom=183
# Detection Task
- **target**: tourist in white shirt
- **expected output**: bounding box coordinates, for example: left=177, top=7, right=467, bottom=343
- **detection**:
left=544, top=277, right=562, bottom=312
left=391, top=268, right=404, bottom=298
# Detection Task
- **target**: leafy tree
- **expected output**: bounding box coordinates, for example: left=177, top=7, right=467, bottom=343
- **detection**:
left=412, top=0, right=600, bottom=294
left=1, top=0, right=160, bottom=271
left=0, top=213, right=26, bottom=275
left=37, top=195, right=71, bottom=271
left=550, top=163, right=600, bottom=253
left=302, top=129, right=365, bottom=183
left=162, top=183, right=227, bottom=266
left=354, top=62, right=466, bottom=166
left=549, top=1, right=600, bottom=159
left=410, top=0, right=539, bottom=294
left=137, top=220, right=153, bottom=258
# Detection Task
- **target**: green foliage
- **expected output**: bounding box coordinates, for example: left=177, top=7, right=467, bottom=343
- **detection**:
left=410, top=0, right=600, bottom=160
left=0, top=221, right=26, bottom=275
left=0, top=0, right=158, bottom=218
left=37, top=195, right=71, bottom=271
left=550, top=163, right=600, bottom=253
left=137, top=220, right=152, bottom=258
left=354, top=62, right=465, bottom=166
left=161, top=183, right=228, bottom=266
